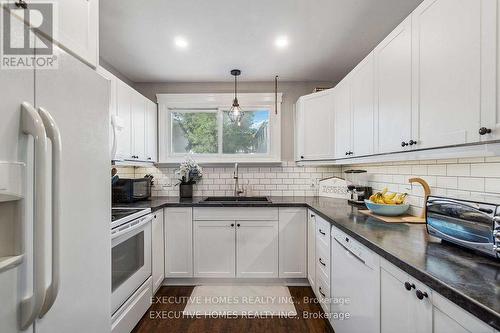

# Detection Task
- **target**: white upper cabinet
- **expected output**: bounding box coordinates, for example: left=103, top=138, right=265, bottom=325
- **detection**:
left=411, top=0, right=497, bottom=149
left=334, top=78, right=352, bottom=159
left=52, top=0, right=99, bottom=67
left=295, top=89, right=335, bottom=161
left=115, top=80, right=132, bottom=161
left=145, top=101, right=158, bottom=162
left=131, top=91, right=146, bottom=161
left=374, top=16, right=413, bottom=154
left=350, top=52, right=375, bottom=157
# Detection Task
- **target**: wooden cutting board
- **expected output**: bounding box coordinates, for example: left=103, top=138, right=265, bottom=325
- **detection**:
left=359, top=210, right=426, bottom=224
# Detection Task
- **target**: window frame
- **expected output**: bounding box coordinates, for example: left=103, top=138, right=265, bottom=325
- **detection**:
left=158, top=93, right=282, bottom=164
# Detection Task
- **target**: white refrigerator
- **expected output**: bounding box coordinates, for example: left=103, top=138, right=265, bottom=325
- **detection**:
left=0, top=7, right=111, bottom=333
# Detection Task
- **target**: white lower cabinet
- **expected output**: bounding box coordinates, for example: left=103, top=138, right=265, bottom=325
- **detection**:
left=307, top=211, right=316, bottom=288
left=194, top=220, right=236, bottom=278
left=236, top=221, right=278, bottom=278
left=380, top=258, right=494, bottom=333
left=164, top=208, right=193, bottom=277
left=151, top=209, right=164, bottom=292
left=380, top=258, right=431, bottom=333
left=279, top=208, right=307, bottom=278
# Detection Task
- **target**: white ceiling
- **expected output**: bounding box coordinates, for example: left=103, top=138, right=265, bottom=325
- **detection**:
left=100, top=0, right=423, bottom=83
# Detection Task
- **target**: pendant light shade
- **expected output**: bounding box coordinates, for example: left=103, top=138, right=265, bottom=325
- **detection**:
left=229, top=69, right=244, bottom=126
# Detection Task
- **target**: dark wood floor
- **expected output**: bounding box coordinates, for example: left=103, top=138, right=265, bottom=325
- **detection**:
left=132, top=286, right=334, bottom=333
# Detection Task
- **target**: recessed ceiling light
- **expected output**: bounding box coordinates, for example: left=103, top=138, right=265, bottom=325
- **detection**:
left=174, top=36, right=188, bottom=49
left=275, top=36, right=289, bottom=49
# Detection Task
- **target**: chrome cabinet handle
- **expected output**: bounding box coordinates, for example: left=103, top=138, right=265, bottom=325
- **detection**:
left=20, top=102, right=48, bottom=329
left=37, top=107, right=62, bottom=318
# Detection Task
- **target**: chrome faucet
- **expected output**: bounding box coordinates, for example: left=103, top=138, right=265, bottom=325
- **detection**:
left=233, top=163, right=244, bottom=197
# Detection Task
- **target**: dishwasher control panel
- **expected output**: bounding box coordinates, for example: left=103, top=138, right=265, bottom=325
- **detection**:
left=332, top=228, right=377, bottom=269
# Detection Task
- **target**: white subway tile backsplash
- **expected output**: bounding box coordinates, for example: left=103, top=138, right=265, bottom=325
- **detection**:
left=447, top=164, right=470, bottom=177
left=427, top=165, right=447, bottom=176
left=123, top=155, right=500, bottom=212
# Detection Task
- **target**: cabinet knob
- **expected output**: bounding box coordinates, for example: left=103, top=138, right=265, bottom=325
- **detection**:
left=230, top=223, right=234, bottom=227
left=237, top=223, right=241, bottom=227
left=147, top=157, right=152, bottom=160
left=300, top=156, right=304, bottom=159
left=345, top=152, right=349, bottom=156
left=415, top=289, right=428, bottom=300
left=15, top=0, right=28, bottom=9
left=409, top=140, right=418, bottom=146
left=404, top=282, right=415, bottom=291
left=401, top=141, right=409, bottom=147
left=479, top=127, right=492, bottom=135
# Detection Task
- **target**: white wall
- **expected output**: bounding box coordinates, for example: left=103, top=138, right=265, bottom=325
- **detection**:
left=134, top=81, right=333, bottom=161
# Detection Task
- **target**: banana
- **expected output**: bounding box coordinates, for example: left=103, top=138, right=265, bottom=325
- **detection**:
left=368, top=190, right=408, bottom=205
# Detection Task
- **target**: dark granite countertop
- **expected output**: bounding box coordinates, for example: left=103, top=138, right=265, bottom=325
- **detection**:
left=113, top=196, right=500, bottom=329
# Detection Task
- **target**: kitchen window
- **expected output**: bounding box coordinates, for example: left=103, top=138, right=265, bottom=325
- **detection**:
left=158, top=93, right=282, bottom=163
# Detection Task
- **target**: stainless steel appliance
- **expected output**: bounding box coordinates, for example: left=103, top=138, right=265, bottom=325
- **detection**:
left=426, top=196, right=500, bottom=258
left=112, top=177, right=152, bottom=203
left=344, top=170, right=372, bottom=205
left=111, top=208, right=152, bottom=316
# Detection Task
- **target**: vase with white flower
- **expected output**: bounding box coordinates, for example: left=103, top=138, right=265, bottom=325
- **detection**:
left=175, top=156, right=203, bottom=198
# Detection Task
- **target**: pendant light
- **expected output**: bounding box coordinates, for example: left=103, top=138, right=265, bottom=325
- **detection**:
left=229, top=69, right=244, bottom=126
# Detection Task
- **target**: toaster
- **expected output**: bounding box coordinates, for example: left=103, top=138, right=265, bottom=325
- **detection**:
left=426, top=196, right=500, bottom=259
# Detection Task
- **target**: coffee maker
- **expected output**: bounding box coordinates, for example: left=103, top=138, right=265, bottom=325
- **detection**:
left=344, top=170, right=372, bottom=205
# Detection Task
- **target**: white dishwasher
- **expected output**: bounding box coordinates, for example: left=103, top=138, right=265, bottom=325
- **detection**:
left=330, top=227, right=380, bottom=333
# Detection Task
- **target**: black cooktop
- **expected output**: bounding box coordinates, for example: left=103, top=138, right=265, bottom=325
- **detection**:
left=111, top=208, right=143, bottom=222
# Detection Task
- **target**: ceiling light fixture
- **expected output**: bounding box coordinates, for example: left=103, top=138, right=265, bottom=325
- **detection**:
left=275, top=36, right=289, bottom=49
left=229, top=69, right=244, bottom=126
left=174, top=36, right=188, bottom=49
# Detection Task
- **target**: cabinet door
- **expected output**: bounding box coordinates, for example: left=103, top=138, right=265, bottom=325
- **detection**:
left=52, top=0, right=98, bottom=67
left=380, top=259, right=432, bottom=333
left=433, top=293, right=494, bottom=333
left=412, top=0, right=496, bottom=149
left=131, top=91, right=146, bottom=161
left=236, top=221, right=278, bottom=278
left=351, top=52, right=375, bottom=157
left=278, top=208, right=306, bottom=278
left=115, top=80, right=132, bottom=160
left=375, top=16, right=413, bottom=154
left=194, top=221, right=235, bottom=278
left=145, top=101, right=157, bottom=162
left=297, top=90, right=334, bottom=160
left=164, top=208, right=193, bottom=277
left=152, top=210, right=164, bottom=293
left=334, top=80, right=352, bottom=158
left=380, top=262, right=414, bottom=333
left=307, top=212, right=316, bottom=289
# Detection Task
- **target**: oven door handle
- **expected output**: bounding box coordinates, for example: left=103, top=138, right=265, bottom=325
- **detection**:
left=111, top=214, right=153, bottom=240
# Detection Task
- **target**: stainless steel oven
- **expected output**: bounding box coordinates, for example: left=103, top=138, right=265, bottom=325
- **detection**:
left=111, top=210, right=152, bottom=314
left=426, top=196, right=500, bottom=258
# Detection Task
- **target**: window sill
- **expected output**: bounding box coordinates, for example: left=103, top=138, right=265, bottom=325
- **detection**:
left=156, top=159, right=283, bottom=167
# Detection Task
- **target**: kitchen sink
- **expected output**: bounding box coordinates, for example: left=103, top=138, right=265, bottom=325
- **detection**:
left=201, top=196, right=271, bottom=203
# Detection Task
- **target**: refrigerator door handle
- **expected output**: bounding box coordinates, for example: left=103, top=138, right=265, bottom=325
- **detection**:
left=110, top=114, right=118, bottom=160
left=37, top=107, right=62, bottom=318
left=20, top=102, right=48, bottom=330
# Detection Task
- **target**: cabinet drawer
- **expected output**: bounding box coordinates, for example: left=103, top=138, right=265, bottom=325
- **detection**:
left=193, top=207, right=278, bottom=221
left=316, top=217, right=331, bottom=251
left=316, top=241, right=330, bottom=283
left=316, top=273, right=331, bottom=314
